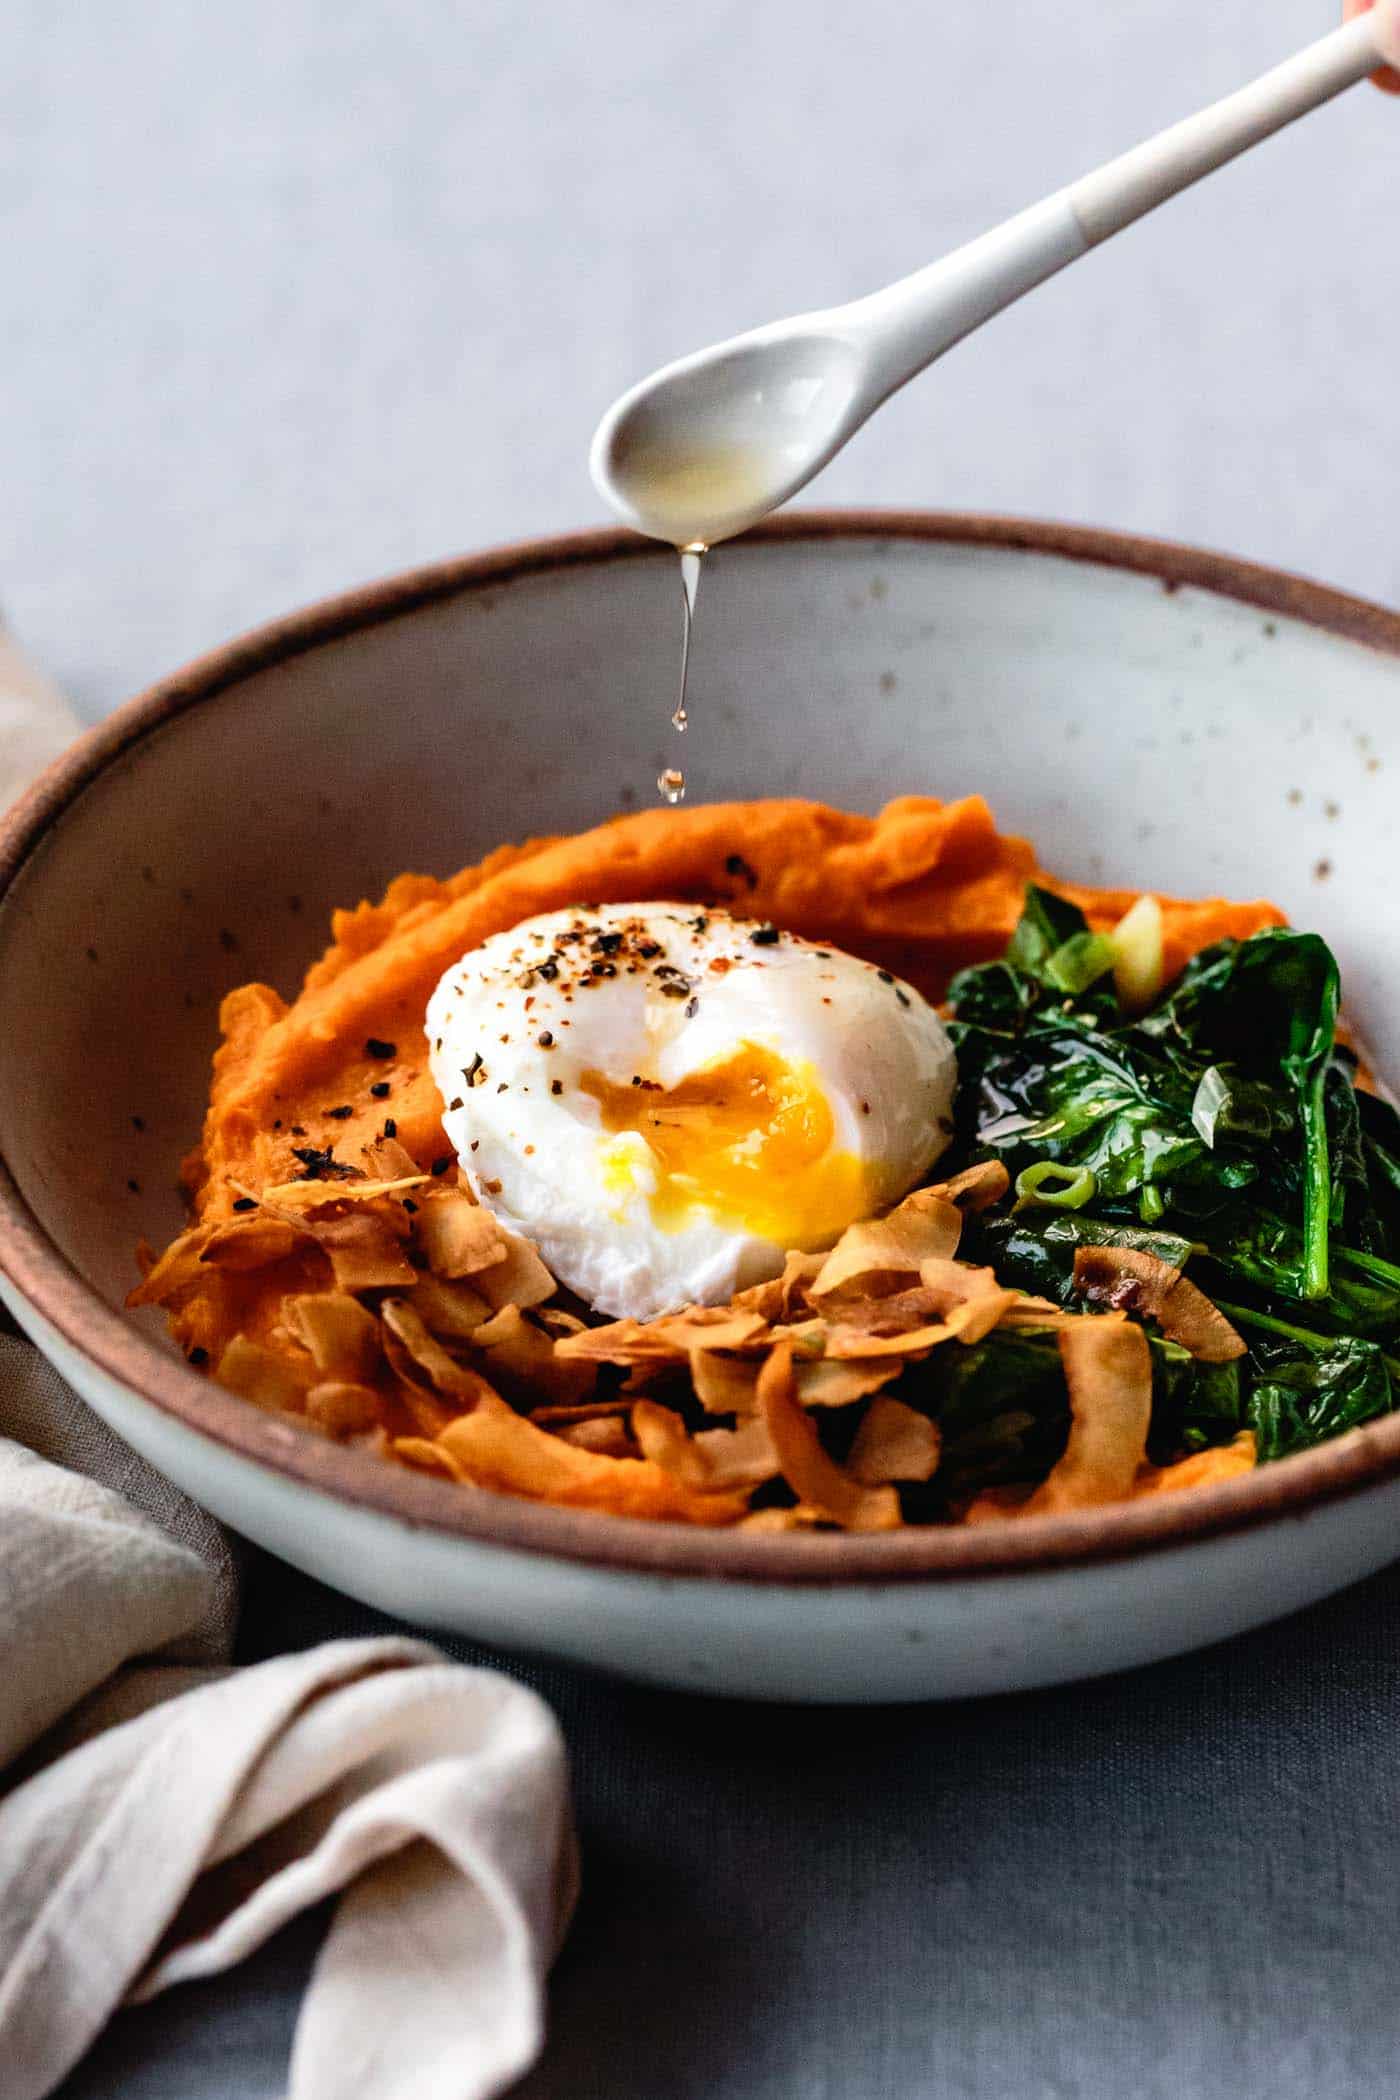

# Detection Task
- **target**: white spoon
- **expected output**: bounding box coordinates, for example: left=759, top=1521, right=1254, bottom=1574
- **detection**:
left=591, top=4, right=1400, bottom=550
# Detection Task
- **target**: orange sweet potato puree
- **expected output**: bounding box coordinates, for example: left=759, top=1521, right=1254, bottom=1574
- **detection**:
left=190, top=794, right=1282, bottom=1226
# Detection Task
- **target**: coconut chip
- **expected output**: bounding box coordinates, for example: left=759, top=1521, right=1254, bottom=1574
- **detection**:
left=280, top=1292, right=382, bottom=1383
left=380, top=1297, right=499, bottom=1410
left=1072, top=1245, right=1246, bottom=1363
left=1025, top=1317, right=1153, bottom=1515
left=470, top=1303, right=596, bottom=1407
left=846, top=1396, right=942, bottom=1485
left=757, top=1341, right=901, bottom=1532
left=809, top=1187, right=963, bottom=1303
left=214, top=1335, right=310, bottom=1413
left=305, top=1380, right=384, bottom=1436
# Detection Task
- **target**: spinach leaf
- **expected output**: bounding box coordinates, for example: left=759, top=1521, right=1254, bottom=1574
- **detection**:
left=1245, top=1334, right=1393, bottom=1461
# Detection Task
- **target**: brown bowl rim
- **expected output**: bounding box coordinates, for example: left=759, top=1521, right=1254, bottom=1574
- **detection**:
left=2, top=509, right=1399, bottom=1588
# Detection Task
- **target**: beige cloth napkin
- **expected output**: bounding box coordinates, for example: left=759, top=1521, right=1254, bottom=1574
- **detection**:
left=0, top=627, right=577, bottom=2099
left=0, top=1336, right=576, bottom=2100
left=0, top=623, right=81, bottom=812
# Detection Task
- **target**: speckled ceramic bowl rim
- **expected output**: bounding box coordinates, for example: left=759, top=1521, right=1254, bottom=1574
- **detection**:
left=3, top=511, right=1399, bottom=1587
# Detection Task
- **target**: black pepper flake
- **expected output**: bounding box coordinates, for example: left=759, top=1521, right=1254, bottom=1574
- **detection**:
left=403, top=1198, right=418, bottom=1214
left=431, top=1156, right=452, bottom=1176
left=232, top=1195, right=258, bottom=1212
left=470, top=1140, right=480, bottom=1151
left=725, top=853, right=759, bottom=888
left=631, top=1073, right=643, bottom=1087
left=370, top=1080, right=391, bottom=1099
left=484, top=1178, right=503, bottom=1195
left=592, top=931, right=624, bottom=955
left=325, top=1104, right=354, bottom=1120
left=750, top=924, right=781, bottom=946
left=638, top=941, right=662, bottom=960
left=877, top=969, right=894, bottom=983
left=291, top=1144, right=359, bottom=1182
left=464, top=1052, right=484, bottom=1085
left=551, top=1080, right=563, bottom=1096
left=365, top=1037, right=397, bottom=1061
left=538, top=1030, right=554, bottom=1048
left=497, top=1081, right=509, bottom=1093
left=188, top=1346, right=209, bottom=1367
left=659, top=980, right=691, bottom=1000
left=408, top=1248, right=428, bottom=1270
left=895, top=988, right=911, bottom=1008
left=538, top=958, right=559, bottom=981
left=272, top=1118, right=282, bottom=1130
left=383, top=1118, right=398, bottom=1138
left=448, top=1096, right=464, bottom=1111
left=690, top=914, right=709, bottom=933
left=684, top=997, right=699, bottom=1018
left=815, top=950, right=831, bottom=959
left=291, top=1125, right=307, bottom=1137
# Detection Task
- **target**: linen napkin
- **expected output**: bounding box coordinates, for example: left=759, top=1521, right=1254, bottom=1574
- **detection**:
left=0, top=645, right=578, bottom=2100
left=0, top=621, right=81, bottom=812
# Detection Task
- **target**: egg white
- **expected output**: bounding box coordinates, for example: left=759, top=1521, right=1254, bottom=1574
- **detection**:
left=425, top=903, right=956, bottom=1321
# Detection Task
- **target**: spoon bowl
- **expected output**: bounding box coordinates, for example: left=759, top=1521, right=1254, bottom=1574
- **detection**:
left=589, top=326, right=865, bottom=547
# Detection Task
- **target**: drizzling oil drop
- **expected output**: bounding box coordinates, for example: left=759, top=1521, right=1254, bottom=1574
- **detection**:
left=658, top=542, right=706, bottom=803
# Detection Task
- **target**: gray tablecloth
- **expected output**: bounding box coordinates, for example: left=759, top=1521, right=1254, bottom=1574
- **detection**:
left=52, top=1544, right=1400, bottom=2100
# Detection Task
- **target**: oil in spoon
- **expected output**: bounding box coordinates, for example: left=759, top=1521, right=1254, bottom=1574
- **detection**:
left=657, top=541, right=706, bottom=803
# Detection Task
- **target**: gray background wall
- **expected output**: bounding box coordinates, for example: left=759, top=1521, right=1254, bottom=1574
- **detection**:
left=3, top=0, right=1395, bottom=719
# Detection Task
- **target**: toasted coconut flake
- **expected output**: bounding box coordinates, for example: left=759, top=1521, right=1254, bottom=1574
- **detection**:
left=127, top=1224, right=219, bottom=1307
left=793, top=1356, right=904, bottom=1406
left=282, top=1293, right=381, bottom=1382
left=631, top=1400, right=714, bottom=1489
left=380, top=1297, right=499, bottom=1407
left=1025, top=1318, right=1154, bottom=1515
left=214, top=1335, right=309, bottom=1413
left=201, top=1217, right=307, bottom=1272
left=134, top=1237, right=157, bottom=1280
left=556, top=1319, right=687, bottom=1369
left=1133, top=1429, right=1256, bottom=1496
left=471, top=1303, right=596, bottom=1406
left=917, top=1258, right=1020, bottom=1340
left=534, top=1306, right=588, bottom=1339
left=471, top=1229, right=556, bottom=1313
left=631, top=1402, right=777, bottom=1494
left=810, top=1188, right=963, bottom=1303
left=757, top=1342, right=901, bottom=1532
left=408, top=1272, right=495, bottom=1338
left=847, top=1396, right=942, bottom=1485
left=305, top=1380, right=384, bottom=1436
left=393, top=1435, right=468, bottom=1482
left=648, top=1306, right=772, bottom=1353
left=692, top=1417, right=781, bottom=1488
left=555, top=1417, right=638, bottom=1458
left=259, top=1174, right=429, bottom=1209
left=690, top=1348, right=764, bottom=1415
left=437, top=1394, right=748, bottom=1523
left=528, top=1398, right=633, bottom=1426
left=1073, top=1245, right=1245, bottom=1363
left=300, top=1210, right=417, bottom=1292
left=361, top=1135, right=424, bottom=1181
left=416, top=1189, right=510, bottom=1278
left=733, top=1251, right=825, bottom=1322
left=737, top=1504, right=829, bottom=1533
left=928, top=1160, right=1012, bottom=1212
left=821, top=1318, right=958, bottom=1360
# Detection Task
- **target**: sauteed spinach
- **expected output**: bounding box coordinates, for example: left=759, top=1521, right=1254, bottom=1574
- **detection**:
left=944, top=889, right=1400, bottom=1465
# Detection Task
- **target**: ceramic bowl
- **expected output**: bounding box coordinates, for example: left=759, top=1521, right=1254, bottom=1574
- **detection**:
left=2, top=514, right=1398, bottom=1703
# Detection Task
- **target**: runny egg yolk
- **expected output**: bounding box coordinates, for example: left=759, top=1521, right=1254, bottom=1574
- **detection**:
left=580, top=1041, right=870, bottom=1247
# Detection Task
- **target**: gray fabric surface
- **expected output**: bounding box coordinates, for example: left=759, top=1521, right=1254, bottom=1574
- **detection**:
left=49, top=1545, right=1400, bottom=2100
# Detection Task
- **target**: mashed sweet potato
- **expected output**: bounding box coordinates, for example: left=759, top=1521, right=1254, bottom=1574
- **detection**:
left=134, top=795, right=1282, bottom=1526
left=189, top=795, right=1281, bottom=1226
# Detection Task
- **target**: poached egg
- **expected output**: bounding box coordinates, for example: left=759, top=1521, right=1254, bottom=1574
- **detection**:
left=426, top=904, right=956, bottom=1320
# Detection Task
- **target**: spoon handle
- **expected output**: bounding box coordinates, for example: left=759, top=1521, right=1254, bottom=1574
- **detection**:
left=1069, top=12, right=1388, bottom=244
left=851, top=6, right=1396, bottom=397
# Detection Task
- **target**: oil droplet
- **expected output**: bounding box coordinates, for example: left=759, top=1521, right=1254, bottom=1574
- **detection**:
left=658, top=767, right=686, bottom=804
left=673, top=542, right=705, bottom=735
